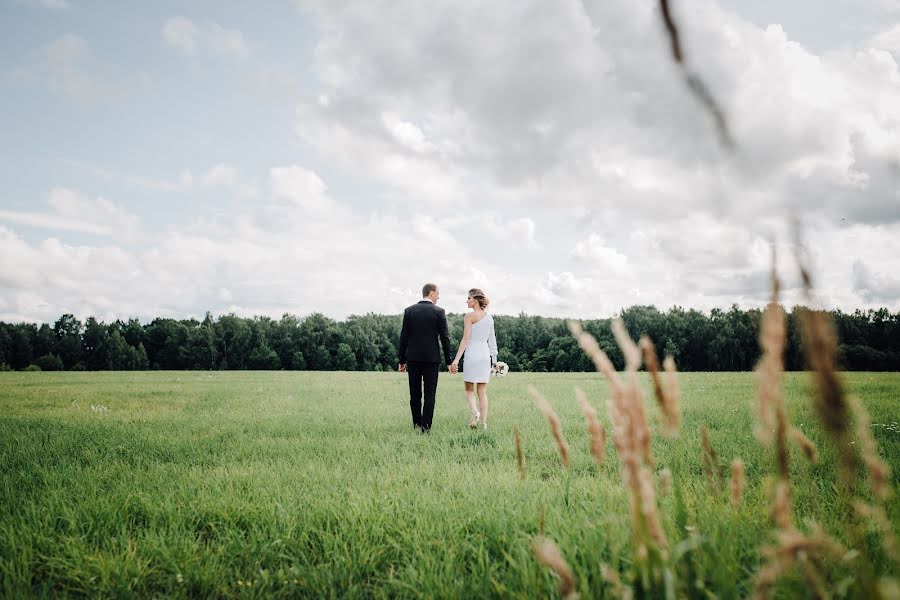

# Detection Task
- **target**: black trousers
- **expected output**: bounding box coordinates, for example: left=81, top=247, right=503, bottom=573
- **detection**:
left=407, top=361, right=439, bottom=431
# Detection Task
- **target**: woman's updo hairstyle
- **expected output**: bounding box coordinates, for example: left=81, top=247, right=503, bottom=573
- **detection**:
left=468, top=288, right=489, bottom=310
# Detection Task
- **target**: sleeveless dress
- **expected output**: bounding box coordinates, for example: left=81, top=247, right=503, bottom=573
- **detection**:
left=463, top=313, right=498, bottom=384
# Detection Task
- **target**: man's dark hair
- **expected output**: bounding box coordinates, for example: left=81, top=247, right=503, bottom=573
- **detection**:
left=422, top=283, right=438, bottom=297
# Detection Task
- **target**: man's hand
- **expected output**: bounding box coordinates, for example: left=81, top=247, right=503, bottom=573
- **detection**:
left=449, top=362, right=458, bottom=374
left=398, top=363, right=407, bottom=373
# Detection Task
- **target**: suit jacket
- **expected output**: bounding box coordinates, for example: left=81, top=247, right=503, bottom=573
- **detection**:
left=399, top=300, right=453, bottom=365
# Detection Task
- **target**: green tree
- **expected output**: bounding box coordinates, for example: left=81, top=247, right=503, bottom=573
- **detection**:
left=35, top=353, right=64, bottom=371
left=335, top=343, right=357, bottom=370
left=248, top=343, right=281, bottom=370
left=101, top=329, right=133, bottom=370
left=53, top=314, right=82, bottom=369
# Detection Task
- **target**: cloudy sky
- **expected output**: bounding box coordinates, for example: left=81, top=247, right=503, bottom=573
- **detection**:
left=1, top=0, right=899, bottom=323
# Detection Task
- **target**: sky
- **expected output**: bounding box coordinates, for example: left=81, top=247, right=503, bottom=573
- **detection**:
left=1, top=0, right=899, bottom=324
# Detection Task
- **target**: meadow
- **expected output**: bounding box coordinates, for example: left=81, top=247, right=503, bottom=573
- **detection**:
left=0, top=370, right=897, bottom=598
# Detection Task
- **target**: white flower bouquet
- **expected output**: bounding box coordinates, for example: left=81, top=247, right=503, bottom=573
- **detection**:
left=491, top=361, right=509, bottom=378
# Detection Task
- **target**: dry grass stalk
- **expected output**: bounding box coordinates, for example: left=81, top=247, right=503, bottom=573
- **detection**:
left=799, top=308, right=852, bottom=437
left=754, top=300, right=784, bottom=437
left=611, top=319, right=641, bottom=372
left=754, top=249, right=784, bottom=447
left=570, top=317, right=668, bottom=565
left=700, top=425, right=725, bottom=494
left=600, top=563, right=634, bottom=600
left=638, top=467, right=667, bottom=548
left=575, top=387, right=606, bottom=466
left=752, top=524, right=848, bottom=600
left=640, top=337, right=681, bottom=438
left=854, top=501, right=898, bottom=564
left=789, top=427, right=819, bottom=464
left=662, top=355, right=681, bottom=436
left=793, top=244, right=856, bottom=484
left=848, top=395, right=892, bottom=501
left=627, top=374, right=655, bottom=467
left=567, top=320, right=622, bottom=392
left=753, top=278, right=791, bottom=480
left=774, top=402, right=791, bottom=482
left=529, top=385, right=570, bottom=468
left=658, top=468, right=673, bottom=497
left=640, top=336, right=665, bottom=400
left=531, top=536, right=577, bottom=599
left=730, top=459, right=745, bottom=509
left=770, top=480, right=793, bottom=532
left=657, top=0, right=735, bottom=149
left=514, top=425, right=526, bottom=481
left=792, top=238, right=863, bottom=489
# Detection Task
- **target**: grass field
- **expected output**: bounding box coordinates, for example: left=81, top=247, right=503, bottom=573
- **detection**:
left=1, top=370, right=898, bottom=598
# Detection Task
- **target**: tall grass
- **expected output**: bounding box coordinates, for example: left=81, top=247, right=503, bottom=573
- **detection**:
left=0, top=369, right=897, bottom=598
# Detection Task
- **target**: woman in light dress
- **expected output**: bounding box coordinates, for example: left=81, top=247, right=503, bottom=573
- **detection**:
left=450, top=288, right=497, bottom=429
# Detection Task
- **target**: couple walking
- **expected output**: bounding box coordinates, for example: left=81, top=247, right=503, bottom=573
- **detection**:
left=398, top=283, right=497, bottom=432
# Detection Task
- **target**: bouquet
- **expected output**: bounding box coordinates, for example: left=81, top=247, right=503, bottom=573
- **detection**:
left=491, top=361, right=509, bottom=378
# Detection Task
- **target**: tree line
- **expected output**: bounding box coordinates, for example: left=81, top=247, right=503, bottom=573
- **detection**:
left=1, top=305, right=898, bottom=373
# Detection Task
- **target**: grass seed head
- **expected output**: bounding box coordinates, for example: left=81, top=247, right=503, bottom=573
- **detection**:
left=638, top=467, right=667, bottom=549
left=600, top=563, right=634, bottom=600
left=611, top=319, right=641, bottom=372
left=529, top=385, right=570, bottom=468
left=730, top=458, right=745, bottom=509
left=658, top=468, right=673, bottom=497
left=700, top=425, right=724, bottom=494
left=789, top=427, right=818, bottom=464
left=531, top=536, right=577, bottom=599
left=661, top=355, right=681, bottom=437
left=770, top=480, right=793, bottom=531
left=575, top=387, right=605, bottom=467
left=849, top=395, right=892, bottom=501
left=641, top=337, right=680, bottom=438
left=568, top=320, right=622, bottom=390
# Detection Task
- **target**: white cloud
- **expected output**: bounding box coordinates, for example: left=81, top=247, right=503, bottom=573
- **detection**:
left=854, top=259, right=900, bottom=303
left=481, top=215, right=537, bottom=247
left=381, top=112, right=434, bottom=154
left=199, top=163, right=238, bottom=187
left=207, top=23, right=249, bottom=61
left=40, top=34, right=97, bottom=99
left=570, top=233, right=628, bottom=271
left=161, top=16, right=197, bottom=56
left=162, top=17, right=249, bottom=62
left=295, top=0, right=900, bottom=227
left=269, top=165, right=337, bottom=217
left=0, top=169, right=494, bottom=322
left=543, top=271, right=592, bottom=298
left=4, top=2, right=900, bottom=323
left=66, top=160, right=242, bottom=192
left=27, top=34, right=142, bottom=101
left=241, top=68, right=303, bottom=106
left=0, top=187, right=139, bottom=241
left=871, top=23, right=900, bottom=56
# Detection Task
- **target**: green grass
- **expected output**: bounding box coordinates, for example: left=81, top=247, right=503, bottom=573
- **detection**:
left=1, top=371, right=898, bottom=598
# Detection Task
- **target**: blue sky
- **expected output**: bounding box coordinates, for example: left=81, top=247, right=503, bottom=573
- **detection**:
left=1, top=0, right=899, bottom=323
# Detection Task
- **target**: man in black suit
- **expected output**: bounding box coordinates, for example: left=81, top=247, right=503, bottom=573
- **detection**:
left=398, top=283, right=454, bottom=432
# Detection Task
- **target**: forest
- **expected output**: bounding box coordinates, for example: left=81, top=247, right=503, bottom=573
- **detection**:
left=1, top=305, right=898, bottom=372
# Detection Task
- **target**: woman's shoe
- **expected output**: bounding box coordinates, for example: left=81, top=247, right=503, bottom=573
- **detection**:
left=469, top=409, right=480, bottom=429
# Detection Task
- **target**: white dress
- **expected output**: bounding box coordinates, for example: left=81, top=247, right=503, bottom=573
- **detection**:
left=463, top=313, right=497, bottom=384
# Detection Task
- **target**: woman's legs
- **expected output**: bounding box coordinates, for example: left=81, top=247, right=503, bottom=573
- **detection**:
left=465, top=382, right=478, bottom=426
left=476, top=382, right=488, bottom=426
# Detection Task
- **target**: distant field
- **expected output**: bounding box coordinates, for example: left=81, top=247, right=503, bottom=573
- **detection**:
left=1, top=371, right=898, bottom=598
